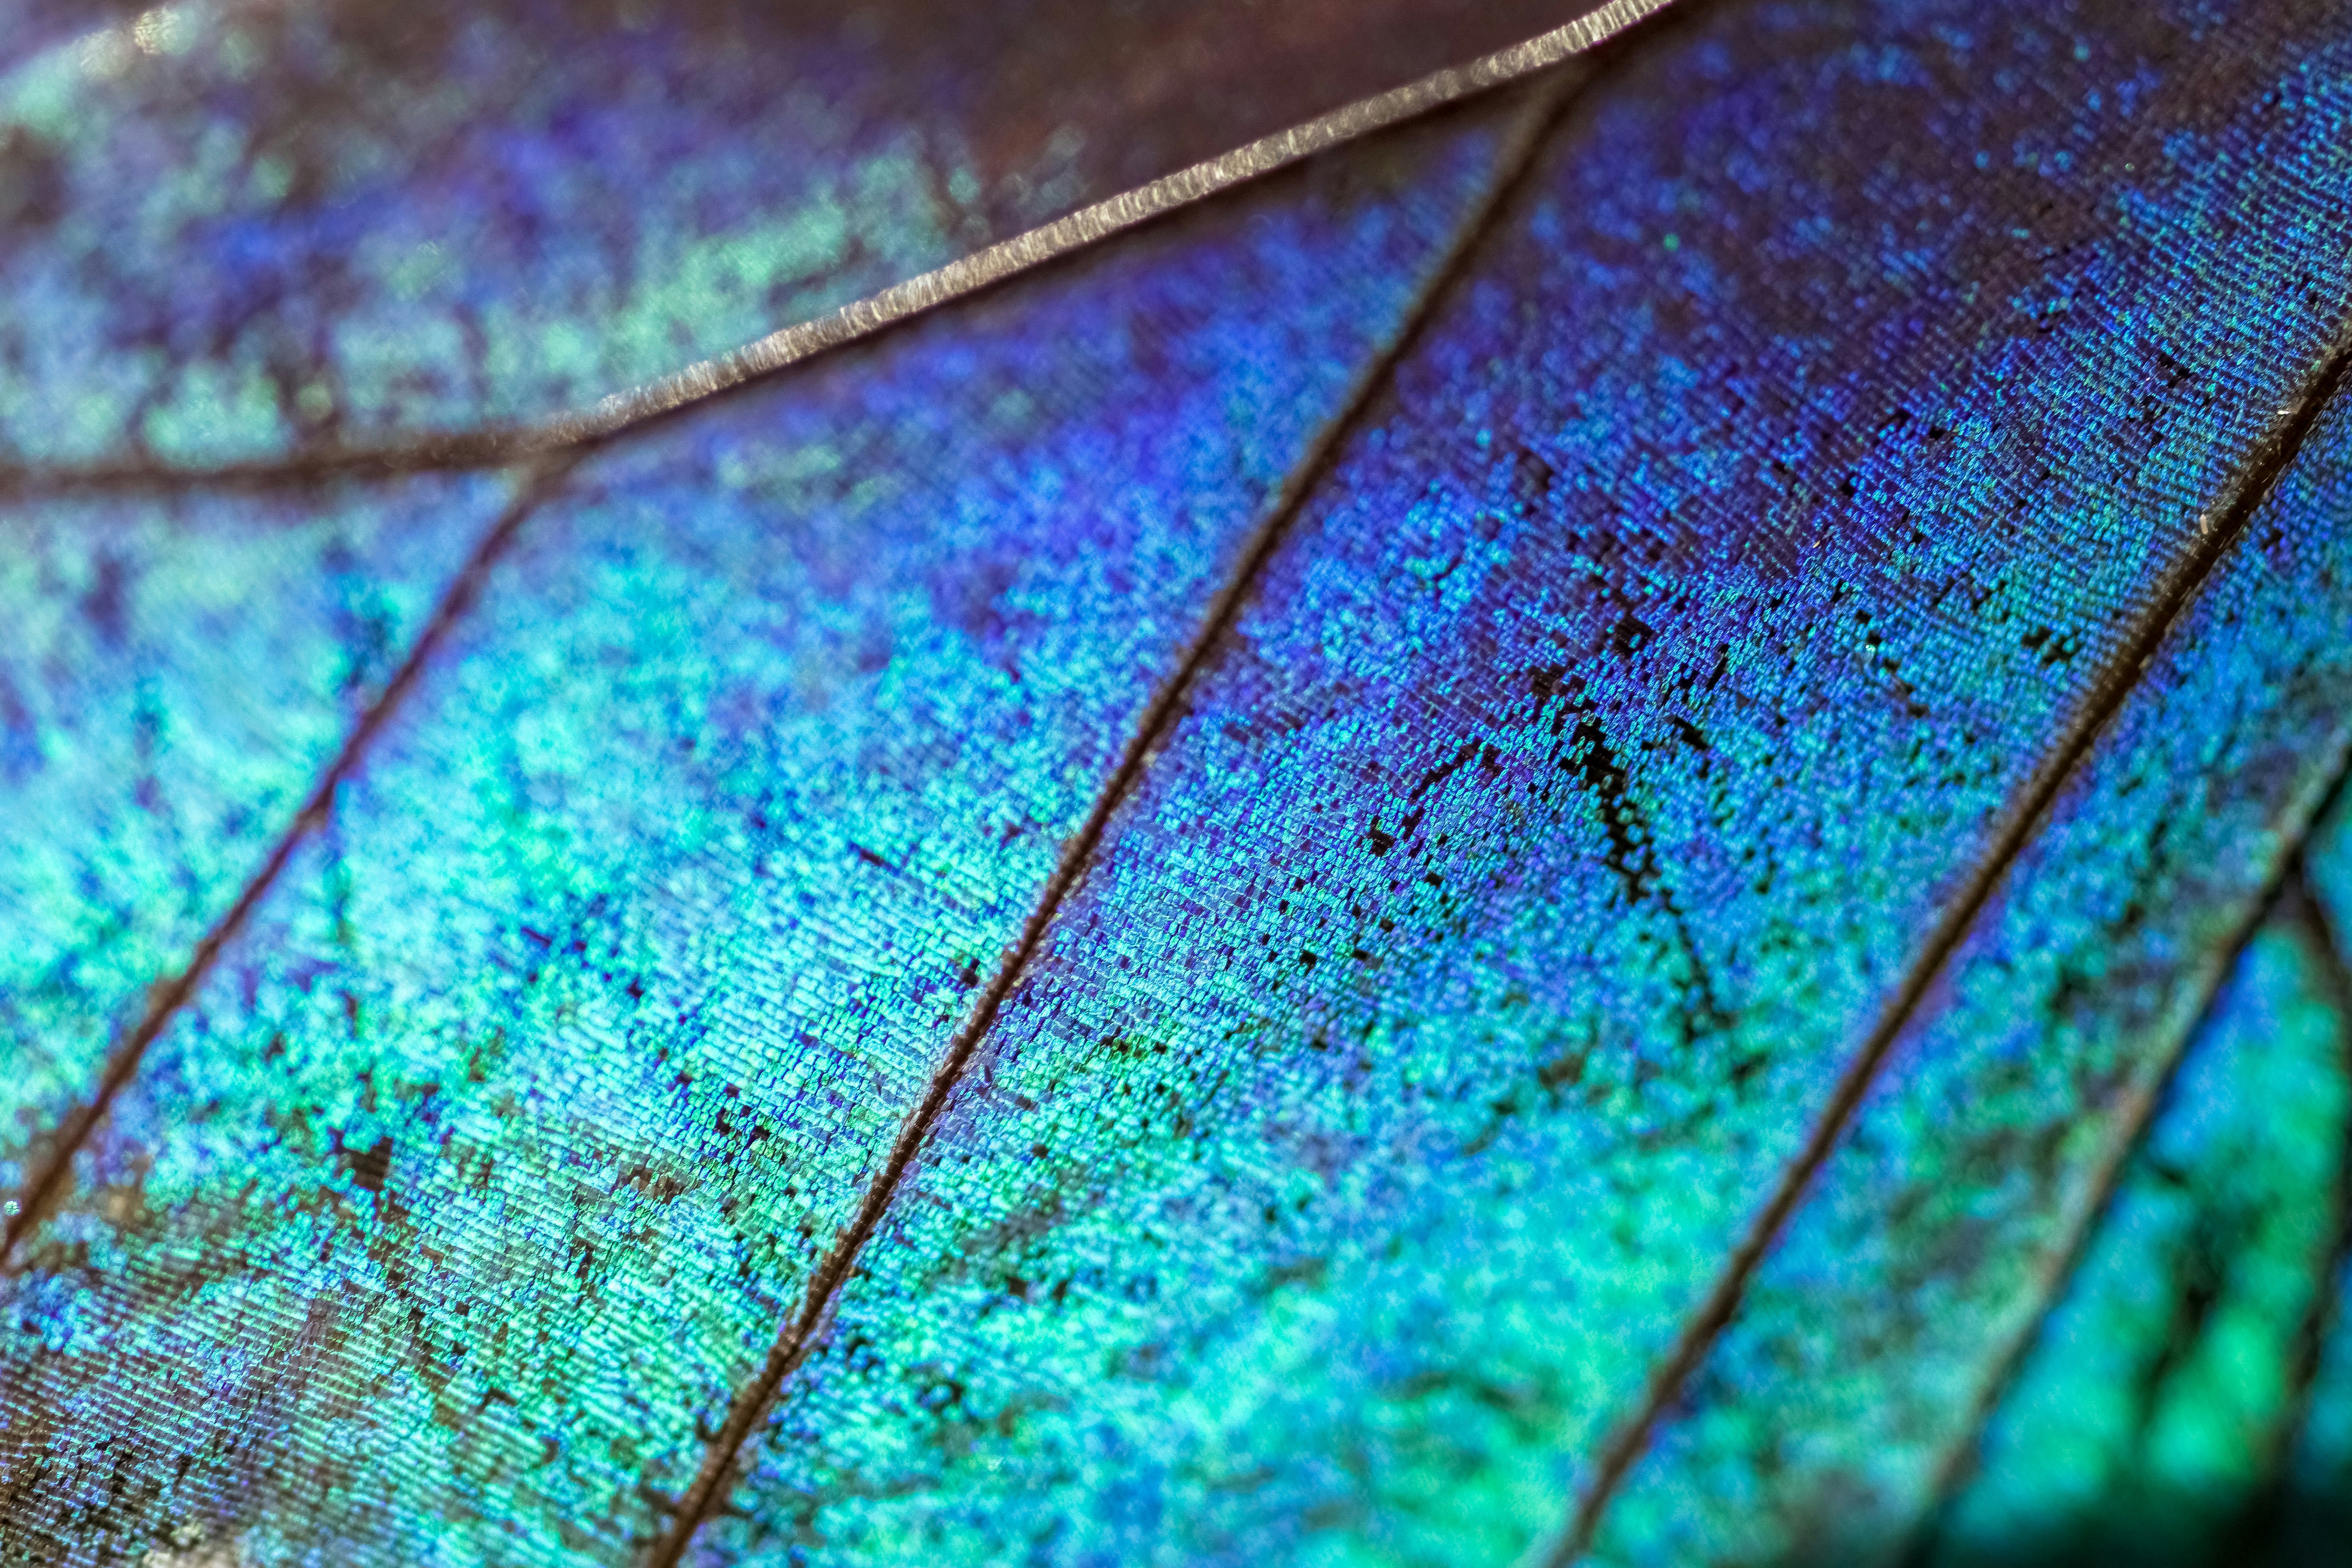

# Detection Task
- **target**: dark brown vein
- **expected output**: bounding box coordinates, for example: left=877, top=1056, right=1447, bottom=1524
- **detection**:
left=1538, top=317, right=2352, bottom=1568
left=0, top=455, right=577, bottom=1267
left=1892, top=772, right=2352, bottom=1568
left=0, top=0, right=1673, bottom=505
left=636, top=63, right=1599, bottom=1568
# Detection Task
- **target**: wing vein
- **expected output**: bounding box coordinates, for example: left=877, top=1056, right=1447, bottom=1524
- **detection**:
left=2229, top=852, right=2352, bottom=1557
left=634, top=62, right=1601, bottom=1568
left=1537, top=310, right=2352, bottom=1568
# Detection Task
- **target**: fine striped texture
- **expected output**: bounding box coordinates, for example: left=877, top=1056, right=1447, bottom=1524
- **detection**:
left=0, top=478, right=509, bottom=1195
left=703, top=3, right=2352, bottom=1563
left=1591, top=321, right=2352, bottom=1568
left=1922, top=848, right=2352, bottom=1567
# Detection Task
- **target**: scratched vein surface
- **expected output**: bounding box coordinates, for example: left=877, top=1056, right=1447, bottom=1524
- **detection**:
left=6, top=0, right=2352, bottom=1566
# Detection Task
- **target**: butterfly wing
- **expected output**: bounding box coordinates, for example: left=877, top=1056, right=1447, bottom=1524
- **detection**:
left=707, top=4, right=2352, bottom=1562
left=1601, top=381, right=2352, bottom=1566
left=1922, top=850, right=2352, bottom=1567
left=6, top=1, right=2352, bottom=1565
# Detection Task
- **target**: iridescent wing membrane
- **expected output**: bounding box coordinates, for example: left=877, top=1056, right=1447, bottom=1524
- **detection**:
left=2, top=1, right=2350, bottom=1565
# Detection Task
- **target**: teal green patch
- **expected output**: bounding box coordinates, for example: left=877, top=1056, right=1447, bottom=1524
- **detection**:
left=703, top=6, right=2352, bottom=1564
left=1594, top=350, right=2352, bottom=1568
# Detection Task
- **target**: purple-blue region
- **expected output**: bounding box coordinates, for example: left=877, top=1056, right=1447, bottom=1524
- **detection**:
left=0, top=0, right=137, bottom=72
left=694, top=1, right=2352, bottom=1565
left=0, top=104, right=1520, bottom=1565
left=6, top=2, right=2352, bottom=1568
left=2, top=0, right=999, bottom=461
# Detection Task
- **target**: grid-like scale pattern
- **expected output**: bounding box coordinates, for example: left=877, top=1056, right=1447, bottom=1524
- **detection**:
left=0, top=480, right=505, bottom=1193
left=0, top=0, right=1579, bottom=466
left=1601, top=338, right=2352, bottom=1565
left=1921, top=854, right=2352, bottom=1566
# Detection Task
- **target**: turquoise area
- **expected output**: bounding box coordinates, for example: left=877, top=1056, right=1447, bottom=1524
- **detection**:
left=0, top=478, right=502, bottom=1193
left=1918, top=877, right=2350, bottom=1563
left=693, top=2, right=2352, bottom=1565
left=7, top=1, right=2352, bottom=1565
left=1596, top=383, right=2352, bottom=1556
left=0, top=110, right=1514, bottom=1565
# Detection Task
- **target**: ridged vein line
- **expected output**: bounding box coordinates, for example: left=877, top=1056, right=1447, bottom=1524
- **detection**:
left=0, top=0, right=1676, bottom=501
left=1537, top=315, right=2352, bottom=1568
left=637, top=66, right=1599, bottom=1568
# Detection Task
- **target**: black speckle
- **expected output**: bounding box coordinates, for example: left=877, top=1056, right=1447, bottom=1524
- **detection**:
left=344, top=1136, right=393, bottom=1195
